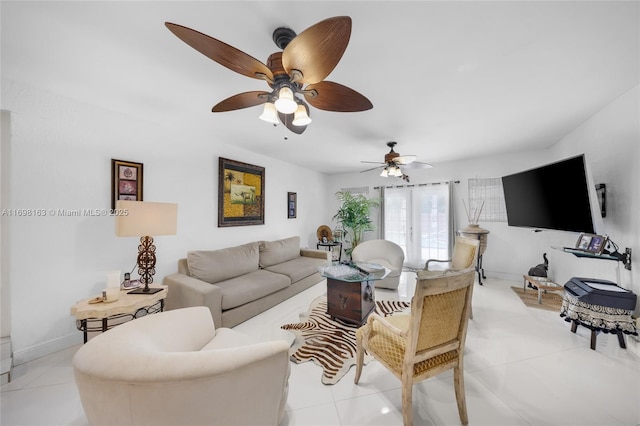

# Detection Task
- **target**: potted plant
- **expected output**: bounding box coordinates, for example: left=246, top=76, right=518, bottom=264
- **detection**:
left=332, top=191, right=380, bottom=258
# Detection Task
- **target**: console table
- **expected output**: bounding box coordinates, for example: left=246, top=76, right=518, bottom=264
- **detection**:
left=71, top=285, right=167, bottom=343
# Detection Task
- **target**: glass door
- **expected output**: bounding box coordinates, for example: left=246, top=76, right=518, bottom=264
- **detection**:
left=384, top=184, right=452, bottom=268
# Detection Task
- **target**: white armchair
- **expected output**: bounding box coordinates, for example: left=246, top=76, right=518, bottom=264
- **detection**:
left=73, top=307, right=290, bottom=426
left=351, top=239, right=405, bottom=290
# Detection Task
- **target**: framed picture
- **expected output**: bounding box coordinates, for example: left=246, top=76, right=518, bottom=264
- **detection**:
left=287, top=192, right=297, bottom=219
left=587, top=234, right=608, bottom=254
left=218, top=157, right=265, bottom=227
left=111, top=159, right=143, bottom=209
left=575, top=233, right=607, bottom=254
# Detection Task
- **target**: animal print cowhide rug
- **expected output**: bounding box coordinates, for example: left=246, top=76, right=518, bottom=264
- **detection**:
left=280, top=296, right=410, bottom=385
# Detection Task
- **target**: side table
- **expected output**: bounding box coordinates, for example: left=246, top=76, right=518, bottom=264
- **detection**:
left=71, top=285, right=168, bottom=343
left=523, top=275, right=563, bottom=304
left=317, top=241, right=342, bottom=262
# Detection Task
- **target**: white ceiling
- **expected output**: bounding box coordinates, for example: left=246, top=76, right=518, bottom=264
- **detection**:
left=2, top=1, right=638, bottom=175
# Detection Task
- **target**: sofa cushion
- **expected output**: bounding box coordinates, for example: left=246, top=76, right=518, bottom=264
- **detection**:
left=216, top=270, right=290, bottom=310
left=259, top=236, right=300, bottom=267
left=187, top=242, right=259, bottom=284
left=264, top=256, right=326, bottom=283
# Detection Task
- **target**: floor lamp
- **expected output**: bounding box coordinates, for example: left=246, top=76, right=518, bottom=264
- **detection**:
left=115, top=200, right=178, bottom=294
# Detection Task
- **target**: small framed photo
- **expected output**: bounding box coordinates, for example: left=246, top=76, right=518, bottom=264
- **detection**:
left=575, top=233, right=592, bottom=251
left=586, top=234, right=607, bottom=254
left=575, top=233, right=607, bottom=254
left=111, top=159, right=143, bottom=209
left=287, top=192, right=297, bottom=219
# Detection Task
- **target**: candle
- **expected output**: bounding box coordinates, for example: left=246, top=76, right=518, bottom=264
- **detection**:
left=104, top=270, right=121, bottom=302
left=106, top=270, right=121, bottom=288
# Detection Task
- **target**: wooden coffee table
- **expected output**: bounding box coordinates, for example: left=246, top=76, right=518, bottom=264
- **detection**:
left=523, top=275, right=563, bottom=304
left=71, top=285, right=167, bottom=343
left=319, top=264, right=389, bottom=325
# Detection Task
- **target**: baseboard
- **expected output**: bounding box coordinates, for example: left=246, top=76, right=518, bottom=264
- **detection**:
left=1, top=336, right=12, bottom=382
left=484, top=271, right=521, bottom=282
left=13, top=333, right=82, bottom=366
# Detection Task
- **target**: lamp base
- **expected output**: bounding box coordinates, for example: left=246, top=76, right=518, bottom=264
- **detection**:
left=127, top=286, right=163, bottom=295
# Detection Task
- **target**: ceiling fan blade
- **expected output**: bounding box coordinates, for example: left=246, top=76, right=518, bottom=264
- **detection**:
left=165, top=22, right=273, bottom=81
left=212, top=91, right=269, bottom=112
left=360, top=161, right=385, bottom=165
left=402, top=161, right=433, bottom=169
left=278, top=112, right=307, bottom=134
left=395, top=155, right=417, bottom=165
left=282, top=16, right=351, bottom=84
left=360, top=165, right=385, bottom=173
left=304, top=81, right=373, bottom=112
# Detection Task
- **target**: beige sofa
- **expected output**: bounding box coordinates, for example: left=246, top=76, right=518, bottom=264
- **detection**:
left=73, top=306, right=290, bottom=426
left=163, top=236, right=330, bottom=327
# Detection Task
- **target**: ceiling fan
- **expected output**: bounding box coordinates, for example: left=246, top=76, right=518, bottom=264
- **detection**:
left=165, top=16, right=373, bottom=134
left=361, top=142, right=433, bottom=182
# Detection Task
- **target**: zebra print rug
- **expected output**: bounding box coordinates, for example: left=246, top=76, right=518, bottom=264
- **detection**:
left=280, top=296, right=410, bottom=385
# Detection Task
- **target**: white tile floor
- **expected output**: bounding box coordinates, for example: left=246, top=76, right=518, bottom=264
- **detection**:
left=2, top=272, right=639, bottom=426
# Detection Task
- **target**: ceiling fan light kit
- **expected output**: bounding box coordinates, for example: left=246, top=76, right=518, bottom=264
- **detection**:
left=362, top=141, right=432, bottom=182
left=273, top=86, right=297, bottom=114
left=259, top=102, right=279, bottom=124
left=292, top=104, right=312, bottom=126
left=165, top=16, right=372, bottom=134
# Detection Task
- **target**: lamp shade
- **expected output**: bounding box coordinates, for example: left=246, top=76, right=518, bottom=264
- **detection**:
left=259, top=102, right=279, bottom=124
left=292, top=104, right=312, bottom=126
left=274, top=86, right=297, bottom=114
left=115, top=200, right=178, bottom=237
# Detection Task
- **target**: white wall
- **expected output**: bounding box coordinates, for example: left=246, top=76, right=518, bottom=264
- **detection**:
left=2, top=79, right=329, bottom=364
left=546, top=87, right=639, bottom=293
left=325, top=85, right=639, bottom=354
left=4, top=77, right=638, bottom=362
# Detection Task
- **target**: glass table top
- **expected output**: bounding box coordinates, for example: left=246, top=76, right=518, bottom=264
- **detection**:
left=318, top=262, right=390, bottom=282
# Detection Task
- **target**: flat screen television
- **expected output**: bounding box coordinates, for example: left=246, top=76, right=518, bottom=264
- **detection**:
left=501, top=155, right=597, bottom=234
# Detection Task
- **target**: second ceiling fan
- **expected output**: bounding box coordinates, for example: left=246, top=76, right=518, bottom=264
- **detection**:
left=165, top=16, right=373, bottom=134
left=361, top=142, right=432, bottom=182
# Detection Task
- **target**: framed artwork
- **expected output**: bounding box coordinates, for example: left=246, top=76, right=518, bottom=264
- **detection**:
left=575, top=233, right=592, bottom=251
left=111, top=159, right=143, bottom=209
left=575, top=233, right=607, bottom=254
left=288, top=192, right=297, bottom=219
left=587, top=234, right=608, bottom=254
left=218, top=157, right=265, bottom=227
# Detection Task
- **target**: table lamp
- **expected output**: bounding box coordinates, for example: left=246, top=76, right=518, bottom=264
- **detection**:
left=115, top=200, right=178, bottom=294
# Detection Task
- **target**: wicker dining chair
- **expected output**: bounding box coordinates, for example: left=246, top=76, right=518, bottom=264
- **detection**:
left=424, top=236, right=479, bottom=319
left=354, top=266, right=476, bottom=426
left=424, top=236, right=479, bottom=274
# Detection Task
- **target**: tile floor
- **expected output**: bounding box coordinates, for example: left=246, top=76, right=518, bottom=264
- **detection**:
left=2, top=272, right=639, bottom=426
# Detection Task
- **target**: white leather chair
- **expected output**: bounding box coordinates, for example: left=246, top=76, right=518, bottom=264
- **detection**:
left=351, top=239, right=405, bottom=290
left=73, top=307, right=290, bottom=426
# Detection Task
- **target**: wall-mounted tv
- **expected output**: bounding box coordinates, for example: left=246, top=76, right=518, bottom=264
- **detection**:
left=501, top=155, right=597, bottom=234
